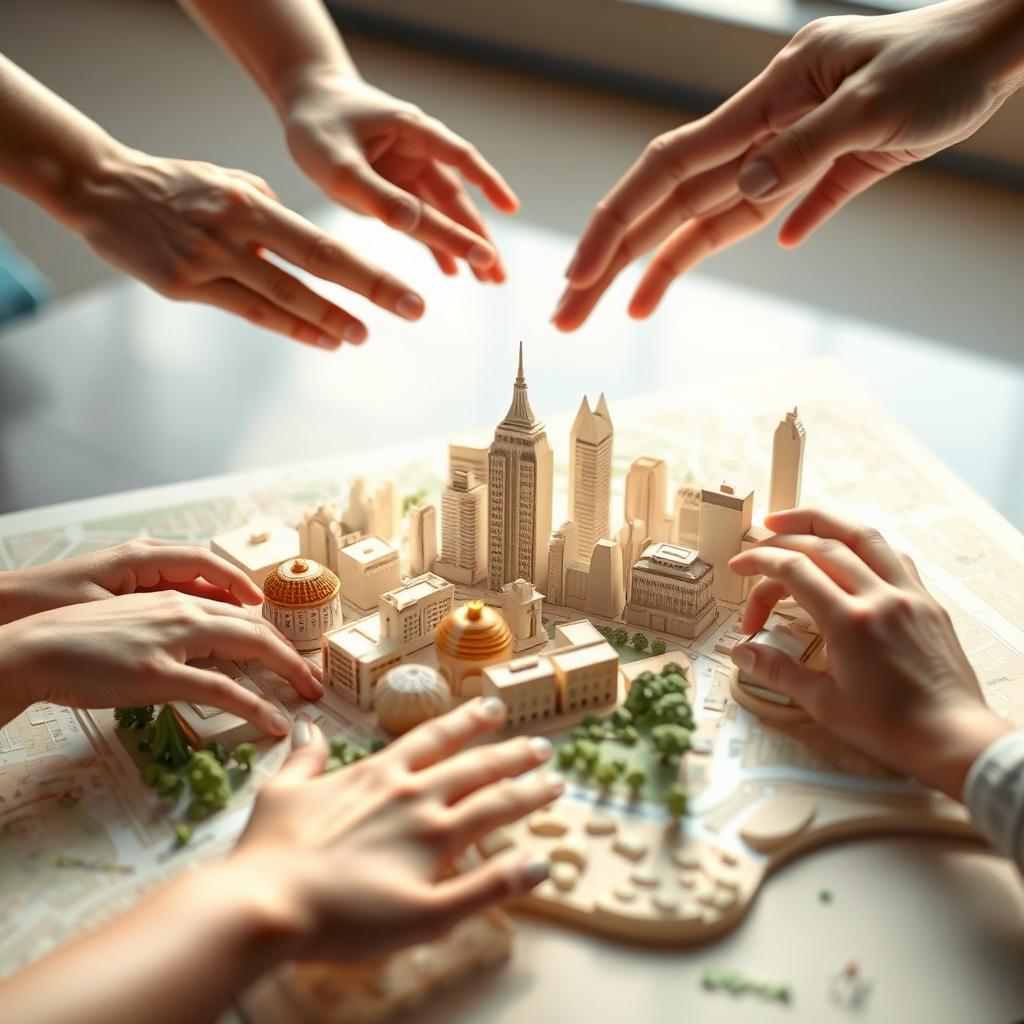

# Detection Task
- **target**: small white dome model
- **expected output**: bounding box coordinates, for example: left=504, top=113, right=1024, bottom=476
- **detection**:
left=375, top=664, right=453, bottom=735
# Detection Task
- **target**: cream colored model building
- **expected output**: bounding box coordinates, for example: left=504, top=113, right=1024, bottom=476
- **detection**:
left=210, top=519, right=299, bottom=587
left=434, top=469, right=488, bottom=585
left=769, top=407, right=806, bottom=514
left=447, top=433, right=490, bottom=484
left=624, top=456, right=672, bottom=544
left=568, top=394, right=614, bottom=556
left=481, top=655, right=557, bottom=727
left=548, top=638, right=618, bottom=714
left=584, top=538, right=625, bottom=620
left=501, top=578, right=547, bottom=652
left=487, top=344, right=553, bottom=592
left=338, top=535, right=401, bottom=611
left=673, top=485, right=701, bottom=548
left=545, top=521, right=578, bottom=606
left=625, top=542, right=717, bottom=639
left=407, top=503, right=437, bottom=577
left=697, top=482, right=753, bottom=604
left=617, top=517, right=649, bottom=600
left=322, top=572, right=455, bottom=709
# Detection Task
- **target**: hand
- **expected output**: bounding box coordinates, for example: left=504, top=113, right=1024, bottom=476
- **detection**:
left=0, top=539, right=262, bottom=626
left=728, top=508, right=1012, bottom=799
left=0, top=591, right=323, bottom=731
left=554, top=0, right=1024, bottom=330
left=72, top=144, right=428, bottom=349
left=283, top=73, right=518, bottom=282
left=231, top=699, right=559, bottom=962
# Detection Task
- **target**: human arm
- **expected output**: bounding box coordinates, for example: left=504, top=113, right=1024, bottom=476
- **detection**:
left=0, top=701, right=558, bottom=1024
left=727, top=508, right=1012, bottom=801
left=0, top=53, right=423, bottom=348
left=554, top=0, right=1024, bottom=330
left=0, top=590, right=322, bottom=731
left=179, top=0, right=517, bottom=281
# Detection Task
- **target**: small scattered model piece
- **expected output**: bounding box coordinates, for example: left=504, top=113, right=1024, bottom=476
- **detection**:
left=624, top=543, right=717, bottom=639
left=434, top=469, right=488, bottom=585
left=407, top=502, right=437, bottom=577
left=487, top=344, right=554, bottom=592
left=210, top=518, right=300, bottom=586
left=697, top=482, right=754, bottom=604
left=569, top=394, right=614, bottom=555
left=337, top=536, right=401, bottom=612
left=624, top=456, right=672, bottom=544
left=434, top=600, right=514, bottom=698
left=701, top=966, right=793, bottom=1003
left=374, top=664, right=452, bottom=734
left=322, top=573, right=455, bottom=709
left=501, top=579, right=547, bottom=652
left=769, top=407, right=806, bottom=515
left=262, top=558, right=343, bottom=653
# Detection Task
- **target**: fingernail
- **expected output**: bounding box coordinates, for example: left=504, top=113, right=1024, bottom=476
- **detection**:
left=395, top=293, right=424, bottom=320
left=291, top=715, right=310, bottom=746
left=732, top=646, right=755, bottom=674
left=342, top=323, right=367, bottom=345
left=308, top=676, right=325, bottom=699
left=317, top=333, right=339, bottom=350
left=480, top=697, right=506, bottom=720
left=391, top=203, right=417, bottom=231
left=520, top=855, right=550, bottom=889
left=738, top=160, right=778, bottom=199
left=467, top=244, right=494, bottom=269
left=551, top=289, right=571, bottom=321
left=564, top=254, right=579, bottom=280
left=528, top=736, right=553, bottom=760
left=546, top=772, right=566, bottom=795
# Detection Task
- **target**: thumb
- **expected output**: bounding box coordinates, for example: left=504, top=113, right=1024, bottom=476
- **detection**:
left=431, top=853, right=550, bottom=928
left=737, top=87, right=879, bottom=200
left=275, top=715, right=329, bottom=784
left=731, top=642, right=830, bottom=717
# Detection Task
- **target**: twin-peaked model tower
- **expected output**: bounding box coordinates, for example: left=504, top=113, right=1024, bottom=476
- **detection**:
left=568, top=394, right=614, bottom=555
left=487, top=344, right=554, bottom=592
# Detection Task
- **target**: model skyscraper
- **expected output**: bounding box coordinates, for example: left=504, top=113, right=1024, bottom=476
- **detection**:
left=487, top=344, right=554, bottom=591
left=768, top=407, right=806, bottom=514
left=569, top=394, right=614, bottom=556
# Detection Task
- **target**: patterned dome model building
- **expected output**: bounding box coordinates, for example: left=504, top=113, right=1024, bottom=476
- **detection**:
left=374, top=664, right=453, bottom=735
left=434, top=600, right=514, bottom=698
left=262, top=558, right=343, bottom=653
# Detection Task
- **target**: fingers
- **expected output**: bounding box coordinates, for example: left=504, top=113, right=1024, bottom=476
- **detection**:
left=390, top=697, right=507, bottom=771
left=234, top=253, right=369, bottom=347
left=729, top=546, right=850, bottom=630
left=168, top=663, right=292, bottom=736
left=447, top=772, right=565, bottom=848
left=731, top=642, right=833, bottom=720
left=629, top=194, right=790, bottom=318
left=243, top=197, right=427, bottom=323
left=763, top=509, right=912, bottom=586
left=193, top=279, right=343, bottom=350
left=752, top=534, right=882, bottom=594
left=741, top=577, right=791, bottom=635
left=275, top=716, right=330, bottom=784
left=121, top=543, right=263, bottom=606
left=427, top=851, right=550, bottom=930
left=737, top=84, right=883, bottom=202
left=426, top=735, right=554, bottom=804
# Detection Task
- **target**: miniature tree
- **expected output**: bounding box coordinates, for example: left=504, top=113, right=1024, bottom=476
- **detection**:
left=630, top=632, right=649, bottom=653
left=587, top=723, right=606, bottom=741
left=557, top=743, right=577, bottom=769
left=570, top=725, right=589, bottom=742
left=152, top=705, right=191, bottom=769
left=625, top=768, right=647, bottom=796
left=185, top=750, right=230, bottom=820
left=233, top=742, right=257, bottom=772
left=612, top=627, right=629, bottom=647
left=593, top=761, right=619, bottom=789
left=597, top=626, right=614, bottom=640
left=665, top=784, right=688, bottom=819
left=156, top=772, right=184, bottom=801
left=328, top=735, right=349, bottom=760
left=575, top=739, right=599, bottom=769
left=207, top=741, right=229, bottom=766
left=653, top=691, right=691, bottom=725
left=174, top=824, right=192, bottom=848
left=650, top=639, right=667, bottom=656
left=582, top=713, right=602, bottom=728
left=662, top=662, right=684, bottom=676
left=610, top=707, right=633, bottom=729
left=619, top=724, right=639, bottom=746
left=663, top=671, right=687, bottom=692
left=652, top=723, right=691, bottom=762
left=114, top=706, right=156, bottom=731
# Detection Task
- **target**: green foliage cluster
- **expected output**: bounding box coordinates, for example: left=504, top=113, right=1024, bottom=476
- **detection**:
left=114, top=706, right=155, bottom=731
left=700, top=967, right=792, bottom=1003
left=325, top=734, right=369, bottom=773
left=152, top=705, right=192, bottom=769
left=186, top=751, right=231, bottom=820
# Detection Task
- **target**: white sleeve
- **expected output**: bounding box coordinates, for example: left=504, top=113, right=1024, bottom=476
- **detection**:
left=963, top=729, right=1024, bottom=873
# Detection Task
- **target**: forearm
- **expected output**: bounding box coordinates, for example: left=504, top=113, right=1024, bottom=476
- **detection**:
left=0, top=55, right=121, bottom=228
left=0, top=858, right=298, bottom=1024
left=0, top=620, right=34, bottom=726
left=179, top=0, right=360, bottom=118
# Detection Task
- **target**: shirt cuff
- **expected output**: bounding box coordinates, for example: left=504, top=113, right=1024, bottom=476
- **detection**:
left=963, top=728, right=1024, bottom=868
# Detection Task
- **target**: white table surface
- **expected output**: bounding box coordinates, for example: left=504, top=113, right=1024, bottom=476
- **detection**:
left=2, top=211, right=1024, bottom=1023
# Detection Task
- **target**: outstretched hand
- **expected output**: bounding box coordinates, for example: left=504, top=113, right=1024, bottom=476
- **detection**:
left=284, top=74, right=518, bottom=282
left=554, top=0, right=1023, bottom=330
left=728, top=508, right=1011, bottom=799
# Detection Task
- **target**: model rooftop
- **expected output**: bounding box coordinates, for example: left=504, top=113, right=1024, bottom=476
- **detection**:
left=341, top=535, right=396, bottom=565
left=635, top=542, right=712, bottom=581
left=380, top=572, right=450, bottom=611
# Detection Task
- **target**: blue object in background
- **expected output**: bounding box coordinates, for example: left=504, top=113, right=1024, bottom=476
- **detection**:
left=0, top=232, right=52, bottom=325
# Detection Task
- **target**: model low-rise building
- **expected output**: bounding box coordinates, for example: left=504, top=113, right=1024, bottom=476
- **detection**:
left=624, top=542, right=717, bottom=639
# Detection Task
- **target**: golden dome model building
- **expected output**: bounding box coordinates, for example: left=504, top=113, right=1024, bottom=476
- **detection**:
left=262, top=558, right=343, bottom=653
left=434, top=600, right=514, bottom=698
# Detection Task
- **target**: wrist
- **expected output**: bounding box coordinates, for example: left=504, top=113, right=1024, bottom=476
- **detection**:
left=0, top=619, right=35, bottom=725
left=961, top=0, right=1024, bottom=91
left=0, top=570, right=18, bottom=626
left=276, top=62, right=364, bottom=120
left=918, top=700, right=1013, bottom=800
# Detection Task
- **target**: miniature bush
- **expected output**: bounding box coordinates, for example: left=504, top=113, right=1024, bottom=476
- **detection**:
left=582, top=713, right=602, bottom=728
left=185, top=750, right=230, bottom=820
left=557, top=743, right=577, bottom=769
left=575, top=739, right=599, bottom=766
left=618, top=724, right=639, bottom=746
left=587, top=723, right=605, bottom=741
left=593, top=761, right=620, bottom=788
left=570, top=726, right=589, bottom=741
left=630, top=632, right=649, bottom=652
left=114, top=706, right=155, bottom=731
left=612, top=627, right=629, bottom=647
left=650, top=639, right=667, bottom=656
left=207, top=741, right=229, bottom=765
left=665, top=784, right=688, bottom=819
left=232, top=742, right=256, bottom=772
left=610, top=707, right=633, bottom=728
left=662, top=662, right=683, bottom=676
left=652, top=723, right=691, bottom=762
left=625, top=768, right=647, bottom=795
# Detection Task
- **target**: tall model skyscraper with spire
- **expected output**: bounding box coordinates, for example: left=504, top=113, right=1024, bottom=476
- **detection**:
left=488, top=344, right=553, bottom=591
left=568, top=394, right=614, bottom=558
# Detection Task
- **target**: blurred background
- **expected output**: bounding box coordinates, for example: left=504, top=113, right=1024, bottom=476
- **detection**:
left=1, top=0, right=1023, bottom=522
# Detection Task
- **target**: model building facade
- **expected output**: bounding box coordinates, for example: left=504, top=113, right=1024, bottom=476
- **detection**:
left=407, top=502, right=437, bottom=577
left=338, top=535, right=401, bottom=611
left=501, top=578, right=547, bottom=652
left=769, top=407, right=805, bottom=514
left=624, top=456, right=672, bottom=544
left=697, top=482, right=754, bottom=604
left=568, top=394, right=613, bottom=556
left=434, top=469, right=488, bottom=585
left=624, top=543, right=716, bottom=638
left=487, top=344, right=553, bottom=592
